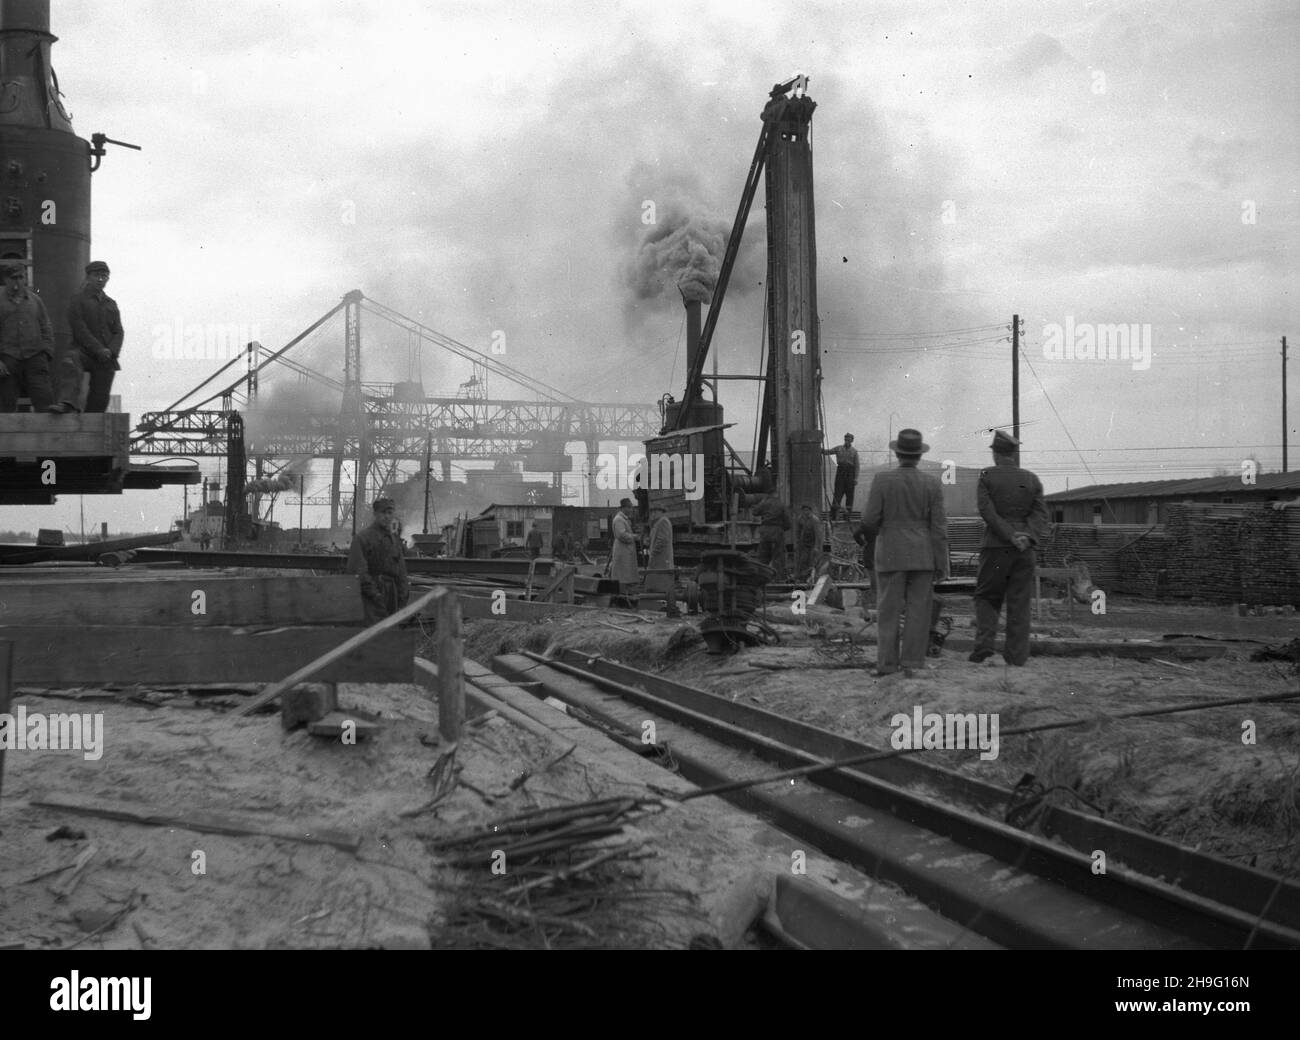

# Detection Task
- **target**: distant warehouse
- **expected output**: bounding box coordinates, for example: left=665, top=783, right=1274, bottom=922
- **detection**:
left=1047, top=473, right=1300, bottom=525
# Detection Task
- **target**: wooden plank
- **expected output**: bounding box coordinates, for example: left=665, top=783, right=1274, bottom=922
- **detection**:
left=33, top=792, right=361, bottom=851
left=0, top=575, right=364, bottom=626
left=458, top=594, right=592, bottom=621
left=0, top=413, right=130, bottom=458
left=231, top=587, right=442, bottom=716
left=0, top=626, right=414, bottom=684
left=436, top=590, right=464, bottom=743
left=537, top=564, right=577, bottom=603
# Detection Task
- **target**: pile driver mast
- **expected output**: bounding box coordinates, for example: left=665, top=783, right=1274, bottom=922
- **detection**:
left=659, top=74, right=824, bottom=527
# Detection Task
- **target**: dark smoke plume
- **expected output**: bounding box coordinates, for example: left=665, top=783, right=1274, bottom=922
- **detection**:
left=626, top=202, right=731, bottom=304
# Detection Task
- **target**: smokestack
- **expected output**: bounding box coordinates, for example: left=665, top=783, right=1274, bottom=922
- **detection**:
left=684, top=295, right=702, bottom=377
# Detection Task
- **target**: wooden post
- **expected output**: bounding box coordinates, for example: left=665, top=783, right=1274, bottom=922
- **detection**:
left=232, top=586, right=443, bottom=716
left=436, top=590, right=464, bottom=743
left=0, top=640, right=11, bottom=810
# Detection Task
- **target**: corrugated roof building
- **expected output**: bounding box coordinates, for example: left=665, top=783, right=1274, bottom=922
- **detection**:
left=1046, top=473, right=1300, bottom=525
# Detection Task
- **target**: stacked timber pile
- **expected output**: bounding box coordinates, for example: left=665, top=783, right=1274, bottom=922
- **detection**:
left=1039, top=524, right=1155, bottom=590
left=1163, top=503, right=1300, bottom=605
left=1115, top=531, right=1171, bottom=597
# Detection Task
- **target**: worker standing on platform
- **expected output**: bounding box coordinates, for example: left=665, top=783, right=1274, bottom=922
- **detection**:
left=972, top=430, right=1049, bottom=666
left=348, top=497, right=410, bottom=625
left=822, top=432, right=860, bottom=520
left=861, top=428, right=948, bottom=677
left=60, top=260, right=123, bottom=413
left=0, top=263, right=55, bottom=412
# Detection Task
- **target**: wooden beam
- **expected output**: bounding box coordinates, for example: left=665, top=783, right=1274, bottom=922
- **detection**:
left=231, top=587, right=443, bottom=716
left=537, top=564, right=577, bottom=603
left=0, top=626, right=414, bottom=685
left=0, top=575, right=364, bottom=626
left=0, top=413, right=130, bottom=458
left=33, top=792, right=361, bottom=851
left=436, top=591, right=464, bottom=742
left=458, top=594, right=592, bottom=622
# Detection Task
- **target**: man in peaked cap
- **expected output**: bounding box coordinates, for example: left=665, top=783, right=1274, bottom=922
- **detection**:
left=61, top=260, right=124, bottom=413
left=859, top=428, right=948, bottom=677
left=0, top=261, right=55, bottom=412
left=971, top=430, right=1049, bottom=666
left=347, top=496, right=410, bottom=624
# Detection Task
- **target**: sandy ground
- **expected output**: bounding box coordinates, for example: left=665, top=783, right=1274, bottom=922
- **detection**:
left=463, top=592, right=1300, bottom=878
left=0, top=679, right=794, bottom=949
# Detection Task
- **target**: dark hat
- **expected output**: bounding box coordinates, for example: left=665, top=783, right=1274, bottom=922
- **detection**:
left=889, top=428, right=929, bottom=455
left=85, top=260, right=110, bottom=275
left=1, top=262, right=26, bottom=278
left=619, top=497, right=634, bottom=508
left=372, top=497, right=397, bottom=512
left=844, top=433, right=854, bottom=441
left=990, top=429, right=1020, bottom=453
left=800, top=503, right=814, bottom=510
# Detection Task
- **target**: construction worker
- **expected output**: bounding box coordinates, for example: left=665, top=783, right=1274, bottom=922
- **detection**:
left=0, top=262, right=55, bottom=412
left=746, top=489, right=791, bottom=582
left=609, top=498, right=640, bottom=596
left=644, top=504, right=681, bottom=618
left=793, top=503, right=822, bottom=584
left=347, top=497, right=410, bottom=625
left=972, top=430, right=1049, bottom=666
left=860, top=428, right=948, bottom=677
left=822, top=432, right=860, bottom=520
left=525, top=524, right=544, bottom=559
left=61, top=260, right=123, bottom=413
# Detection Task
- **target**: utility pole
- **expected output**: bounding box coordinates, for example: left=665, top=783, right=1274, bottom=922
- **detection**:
left=1283, top=335, right=1289, bottom=472
left=299, top=474, right=305, bottom=545
left=1012, top=314, right=1021, bottom=465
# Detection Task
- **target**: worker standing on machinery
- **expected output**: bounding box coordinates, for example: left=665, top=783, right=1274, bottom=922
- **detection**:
left=0, top=262, right=55, bottom=412
left=822, top=432, right=860, bottom=520
left=348, top=497, right=410, bottom=625
left=61, top=260, right=123, bottom=413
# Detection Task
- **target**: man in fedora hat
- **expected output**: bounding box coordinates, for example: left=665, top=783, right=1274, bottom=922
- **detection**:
left=822, top=432, right=860, bottom=520
left=609, top=497, right=640, bottom=597
left=860, top=428, right=948, bottom=677
left=971, top=430, right=1049, bottom=666
left=60, top=260, right=124, bottom=413
left=347, top=496, right=410, bottom=624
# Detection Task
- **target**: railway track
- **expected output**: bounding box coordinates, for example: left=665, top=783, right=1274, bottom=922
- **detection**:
left=487, top=648, right=1300, bottom=950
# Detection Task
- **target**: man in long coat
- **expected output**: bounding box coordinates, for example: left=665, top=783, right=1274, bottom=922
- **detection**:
left=859, top=428, right=948, bottom=677
left=347, top=497, right=410, bottom=625
left=643, top=505, right=680, bottom=617
left=609, top=497, right=640, bottom=594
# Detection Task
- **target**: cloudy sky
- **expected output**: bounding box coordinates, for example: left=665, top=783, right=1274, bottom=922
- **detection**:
left=5, top=0, right=1296, bottom=535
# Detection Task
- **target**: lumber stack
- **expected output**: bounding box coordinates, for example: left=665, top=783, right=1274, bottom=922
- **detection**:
left=1162, top=503, right=1300, bottom=605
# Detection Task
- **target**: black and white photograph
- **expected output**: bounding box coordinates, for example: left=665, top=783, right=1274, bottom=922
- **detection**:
left=0, top=0, right=1296, bottom=983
